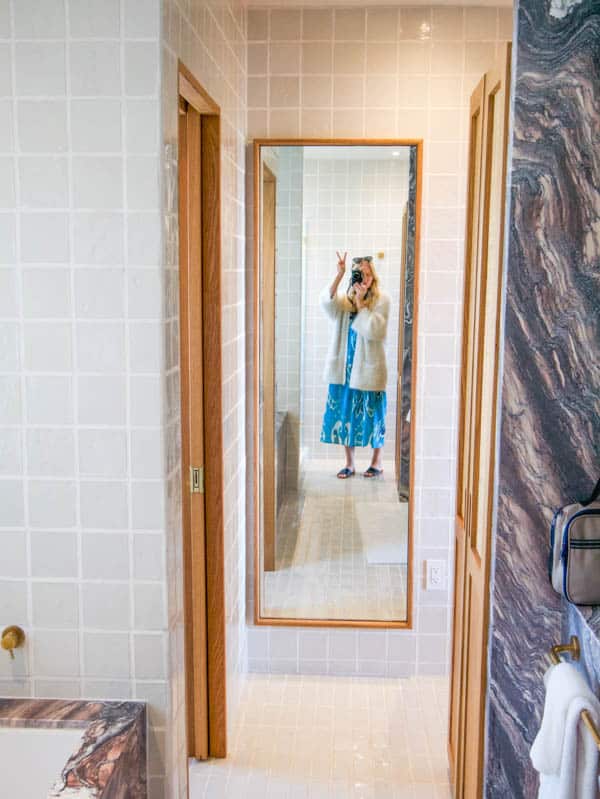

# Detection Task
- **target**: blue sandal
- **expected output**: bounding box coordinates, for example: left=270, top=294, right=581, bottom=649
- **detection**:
left=364, top=466, right=384, bottom=478
left=337, top=467, right=355, bottom=479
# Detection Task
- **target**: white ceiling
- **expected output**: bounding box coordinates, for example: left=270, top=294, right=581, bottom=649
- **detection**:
left=245, top=0, right=512, bottom=7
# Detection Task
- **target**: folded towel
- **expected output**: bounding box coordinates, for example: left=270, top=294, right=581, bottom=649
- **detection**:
left=531, top=662, right=600, bottom=799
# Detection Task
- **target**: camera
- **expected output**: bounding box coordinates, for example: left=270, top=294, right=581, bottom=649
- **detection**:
left=351, top=268, right=363, bottom=286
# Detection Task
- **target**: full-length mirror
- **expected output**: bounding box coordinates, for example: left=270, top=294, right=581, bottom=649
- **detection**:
left=254, top=139, right=422, bottom=627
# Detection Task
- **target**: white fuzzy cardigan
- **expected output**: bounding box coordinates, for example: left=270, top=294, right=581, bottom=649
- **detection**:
left=320, top=286, right=390, bottom=392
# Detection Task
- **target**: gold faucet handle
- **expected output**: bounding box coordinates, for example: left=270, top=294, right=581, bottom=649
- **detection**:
left=1, top=626, right=25, bottom=659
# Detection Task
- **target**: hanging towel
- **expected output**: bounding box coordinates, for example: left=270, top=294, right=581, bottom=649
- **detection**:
left=531, top=661, right=600, bottom=799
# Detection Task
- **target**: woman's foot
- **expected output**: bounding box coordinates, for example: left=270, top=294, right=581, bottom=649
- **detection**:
left=363, top=466, right=383, bottom=478
left=337, top=467, right=355, bottom=479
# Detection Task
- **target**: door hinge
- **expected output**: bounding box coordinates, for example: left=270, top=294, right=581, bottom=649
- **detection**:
left=190, top=466, right=204, bottom=494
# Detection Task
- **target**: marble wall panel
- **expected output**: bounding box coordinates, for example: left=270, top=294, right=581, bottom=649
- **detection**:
left=485, top=0, right=600, bottom=796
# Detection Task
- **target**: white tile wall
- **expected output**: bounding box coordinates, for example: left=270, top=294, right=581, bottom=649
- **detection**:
left=0, top=1, right=174, bottom=796
left=1, top=0, right=247, bottom=792
left=160, top=2, right=248, bottom=799
left=247, top=4, right=512, bottom=677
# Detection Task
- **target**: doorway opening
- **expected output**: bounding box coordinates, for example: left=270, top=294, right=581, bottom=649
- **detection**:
left=177, top=62, right=227, bottom=760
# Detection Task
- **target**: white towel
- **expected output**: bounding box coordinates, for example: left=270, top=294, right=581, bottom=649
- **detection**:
left=531, top=661, right=600, bottom=799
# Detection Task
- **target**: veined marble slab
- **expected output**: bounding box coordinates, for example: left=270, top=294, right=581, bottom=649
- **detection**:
left=0, top=698, right=146, bottom=798
left=485, top=0, right=600, bottom=796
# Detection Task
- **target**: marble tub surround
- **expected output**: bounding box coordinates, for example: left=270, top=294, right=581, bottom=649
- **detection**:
left=485, top=0, right=600, bottom=796
left=0, top=698, right=146, bottom=798
left=565, top=604, right=600, bottom=695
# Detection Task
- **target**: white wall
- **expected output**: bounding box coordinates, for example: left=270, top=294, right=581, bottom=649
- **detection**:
left=246, top=4, right=512, bottom=677
left=0, top=2, right=247, bottom=798
left=274, top=146, right=303, bottom=489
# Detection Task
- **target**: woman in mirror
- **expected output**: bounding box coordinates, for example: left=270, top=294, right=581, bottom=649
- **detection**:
left=320, top=252, right=390, bottom=478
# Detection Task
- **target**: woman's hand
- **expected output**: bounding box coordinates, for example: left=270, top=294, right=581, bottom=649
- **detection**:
left=353, top=281, right=368, bottom=309
left=336, top=251, right=347, bottom=276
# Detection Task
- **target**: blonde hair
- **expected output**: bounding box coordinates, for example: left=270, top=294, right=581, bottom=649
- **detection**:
left=342, top=260, right=381, bottom=312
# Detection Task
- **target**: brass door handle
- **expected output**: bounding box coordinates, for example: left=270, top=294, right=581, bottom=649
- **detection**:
left=1, top=626, right=25, bottom=659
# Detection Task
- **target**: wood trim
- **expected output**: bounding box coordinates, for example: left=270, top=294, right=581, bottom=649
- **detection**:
left=179, top=102, right=209, bottom=760
left=178, top=62, right=226, bottom=761
left=449, top=76, right=486, bottom=793
left=252, top=138, right=424, bottom=147
left=252, top=138, right=423, bottom=630
left=178, top=61, right=220, bottom=115
left=200, top=111, right=227, bottom=758
left=468, top=42, right=512, bottom=796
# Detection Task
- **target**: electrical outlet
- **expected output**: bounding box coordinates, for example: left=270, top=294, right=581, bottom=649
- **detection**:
left=426, top=559, right=445, bottom=590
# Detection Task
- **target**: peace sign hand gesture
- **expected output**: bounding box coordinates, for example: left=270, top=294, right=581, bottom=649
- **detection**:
left=336, top=251, right=347, bottom=276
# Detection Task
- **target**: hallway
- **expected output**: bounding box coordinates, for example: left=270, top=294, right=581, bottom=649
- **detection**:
left=189, top=674, right=450, bottom=798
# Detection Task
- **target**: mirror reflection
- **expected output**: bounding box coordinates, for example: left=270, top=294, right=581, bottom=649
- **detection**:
left=258, top=142, right=419, bottom=624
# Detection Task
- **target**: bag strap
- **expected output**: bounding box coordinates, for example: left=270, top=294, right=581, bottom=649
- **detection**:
left=580, top=477, right=600, bottom=507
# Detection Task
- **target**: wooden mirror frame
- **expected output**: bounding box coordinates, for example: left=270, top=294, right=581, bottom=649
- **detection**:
left=253, top=138, right=423, bottom=630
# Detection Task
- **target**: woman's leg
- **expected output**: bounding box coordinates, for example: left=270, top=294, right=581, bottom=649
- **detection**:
left=344, top=445, right=355, bottom=470
left=337, top=445, right=355, bottom=478
left=369, top=446, right=383, bottom=470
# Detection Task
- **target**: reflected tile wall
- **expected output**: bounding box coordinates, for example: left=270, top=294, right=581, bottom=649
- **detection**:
left=246, top=4, right=511, bottom=677
left=485, top=0, right=600, bottom=796
left=301, top=155, right=409, bottom=462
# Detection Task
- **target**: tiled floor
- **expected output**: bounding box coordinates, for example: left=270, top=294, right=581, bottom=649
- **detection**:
left=189, top=673, right=451, bottom=798
left=263, top=460, right=408, bottom=621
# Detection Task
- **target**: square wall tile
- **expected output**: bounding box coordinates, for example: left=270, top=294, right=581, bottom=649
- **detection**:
left=20, top=213, right=69, bottom=262
left=32, top=582, right=79, bottom=629
left=78, top=429, right=127, bottom=478
left=33, top=631, right=79, bottom=678
left=15, top=42, right=66, bottom=95
left=22, top=268, right=70, bottom=317
left=17, top=101, right=68, bottom=153
left=68, top=0, right=120, bottom=38
left=14, top=0, right=65, bottom=38
left=0, top=479, right=25, bottom=526
left=70, top=42, right=121, bottom=96
left=84, top=632, right=131, bottom=679
left=71, top=100, right=122, bottom=153
left=80, top=481, right=128, bottom=530
left=82, top=533, right=130, bottom=580
left=0, top=531, right=27, bottom=577
left=82, top=583, right=131, bottom=630
left=24, top=322, right=72, bottom=371
left=27, top=429, right=75, bottom=477
left=28, top=480, right=76, bottom=528
left=30, top=531, right=78, bottom=578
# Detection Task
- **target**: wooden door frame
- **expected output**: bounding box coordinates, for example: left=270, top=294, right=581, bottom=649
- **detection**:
left=178, top=61, right=227, bottom=760
left=449, top=42, right=512, bottom=797
left=449, top=75, right=487, bottom=793
left=253, top=138, right=423, bottom=630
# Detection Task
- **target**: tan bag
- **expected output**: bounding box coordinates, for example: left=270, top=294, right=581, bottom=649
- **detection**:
left=549, top=479, right=600, bottom=605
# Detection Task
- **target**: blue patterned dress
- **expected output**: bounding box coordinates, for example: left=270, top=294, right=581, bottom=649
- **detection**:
left=320, top=313, right=387, bottom=448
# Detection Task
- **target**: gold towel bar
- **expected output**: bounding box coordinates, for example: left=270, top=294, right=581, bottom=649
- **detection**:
left=549, top=635, right=600, bottom=751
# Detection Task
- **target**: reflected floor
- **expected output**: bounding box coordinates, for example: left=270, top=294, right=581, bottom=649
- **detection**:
left=189, top=673, right=451, bottom=798
left=263, top=460, right=408, bottom=621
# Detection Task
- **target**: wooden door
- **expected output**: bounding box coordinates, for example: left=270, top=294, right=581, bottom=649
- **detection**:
left=178, top=64, right=227, bottom=761
left=449, top=43, right=512, bottom=798
left=262, top=165, right=276, bottom=572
